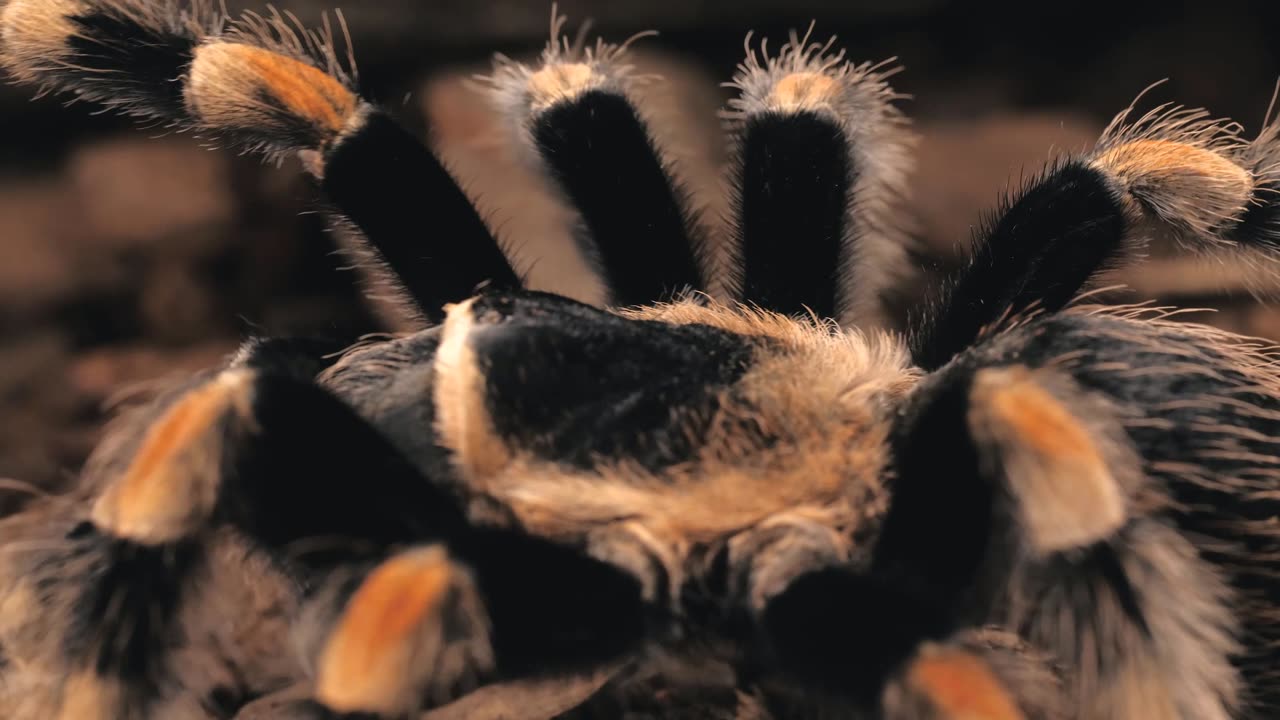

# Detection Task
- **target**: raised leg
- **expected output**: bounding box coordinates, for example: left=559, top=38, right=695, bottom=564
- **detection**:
left=723, top=29, right=914, bottom=325
left=0, top=0, right=521, bottom=323
left=874, top=361, right=1242, bottom=718
left=481, top=18, right=707, bottom=307
left=911, top=101, right=1280, bottom=370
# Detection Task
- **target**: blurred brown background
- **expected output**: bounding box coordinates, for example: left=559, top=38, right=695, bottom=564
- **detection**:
left=3, top=0, right=1280, bottom=490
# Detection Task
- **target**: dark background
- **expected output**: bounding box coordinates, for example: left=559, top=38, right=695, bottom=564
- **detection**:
left=3, top=0, right=1279, bottom=489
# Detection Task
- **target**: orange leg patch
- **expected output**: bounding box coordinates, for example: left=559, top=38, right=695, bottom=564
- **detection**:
left=968, top=367, right=1127, bottom=554
left=188, top=42, right=358, bottom=139
left=768, top=71, right=842, bottom=112
left=527, top=62, right=599, bottom=112
left=1090, top=138, right=1253, bottom=236
left=907, top=647, right=1025, bottom=720
left=316, top=547, right=464, bottom=715
left=91, top=370, right=254, bottom=545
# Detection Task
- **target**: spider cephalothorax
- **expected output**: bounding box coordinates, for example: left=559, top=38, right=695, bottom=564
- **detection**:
left=2, top=1, right=1280, bottom=719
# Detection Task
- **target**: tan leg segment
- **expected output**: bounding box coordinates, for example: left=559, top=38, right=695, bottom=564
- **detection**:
left=967, top=367, right=1127, bottom=555
left=315, top=546, right=494, bottom=716
left=90, top=370, right=255, bottom=545
left=897, top=644, right=1026, bottom=720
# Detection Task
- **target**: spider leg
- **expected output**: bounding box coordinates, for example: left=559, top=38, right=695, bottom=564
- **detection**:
left=757, top=567, right=1064, bottom=719
left=0, top=0, right=520, bottom=323
left=480, top=17, right=707, bottom=307
left=304, top=546, right=495, bottom=716
left=84, top=343, right=468, bottom=561
left=297, top=534, right=645, bottom=718
left=84, top=332, right=650, bottom=716
left=757, top=564, right=950, bottom=704
left=879, top=628, right=1064, bottom=720
left=912, top=100, right=1280, bottom=371
left=723, top=29, right=914, bottom=325
left=873, top=365, right=1135, bottom=606
left=317, top=108, right=520, bottom=323
left=0, top=335, right=461, bottom=718
left=875, top=360, right=1243, bottom=717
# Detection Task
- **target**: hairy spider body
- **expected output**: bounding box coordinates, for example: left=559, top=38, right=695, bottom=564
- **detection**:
left=2, top=1, right=1280, bottom=718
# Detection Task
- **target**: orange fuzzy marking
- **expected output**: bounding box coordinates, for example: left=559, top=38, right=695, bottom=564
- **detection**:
left=1094, top=139, right=1250, bottom=188
left=236, top=45, right=355, bottom=132
left=189, top=42, right=357, bottom=136
left=970, top=367, right=1125, bottom=553
left=1091, top=138, right=1254, bottom=233
left=528, top=62, right=596, bottom=111
left=121, top=384, right=227, bottom=495
left=92, top=371, right=251, bottom=543
left=768, top=72, right=840, bottom=111
left=985, top=378, right=1102, bottom=465
left=908, top=649, right=1024, bottom=720
left=57, top=672, right=123, bottom=720
left=316, top=547, right=452, bottom=713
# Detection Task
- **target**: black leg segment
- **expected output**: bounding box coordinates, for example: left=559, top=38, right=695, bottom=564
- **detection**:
left=910, top=161, right=1126, bottom=371
left=732, top=110, right=855, bottom=321
left=532, top=90, right=706, bottom=306
left=323, top=110, right=522, bottom=322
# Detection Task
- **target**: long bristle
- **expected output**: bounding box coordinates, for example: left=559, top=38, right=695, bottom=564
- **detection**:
left=912, top=88, right=1280, bottom=370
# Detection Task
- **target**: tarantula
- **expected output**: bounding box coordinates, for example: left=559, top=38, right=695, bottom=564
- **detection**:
left=2, top=0, right=1280, bottom=718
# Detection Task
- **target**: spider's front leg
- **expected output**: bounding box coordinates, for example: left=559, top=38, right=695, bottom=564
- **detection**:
left=909, top=90, right=1280, bottom=372
left=758, top=560, right=1063, bottom=719
left=744, top=364, right=1138, bottom=718
left=75, top=335, right=652, bottom=719
left=866, top=360, right=1238, bottom=719
left=719, top=26, right=916, bottom=327
left=0, top=0, right=523, bottom=325
left=0, top=338, right=361, bottom=719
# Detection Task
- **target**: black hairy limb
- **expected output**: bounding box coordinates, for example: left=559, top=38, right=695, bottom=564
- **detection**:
left=876, top=369, right=994, bottom=609
left=220, top=372, right=471, bottom=565
left=732, top=111, right=855, bottom=321
left=455, top=527, right=648, bottom=678
left=533, top=90, right=706, bottom=306
left=322, top=111, right=522, bottom=322
left=761, top=567, right=951, bottom=703
left=911, top=161, right=1126, bottom=371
